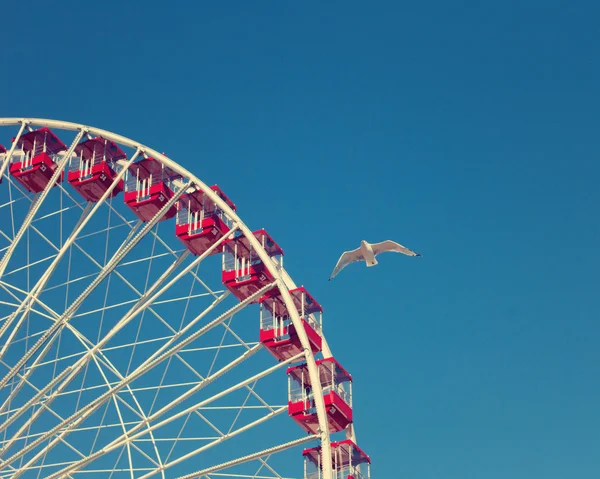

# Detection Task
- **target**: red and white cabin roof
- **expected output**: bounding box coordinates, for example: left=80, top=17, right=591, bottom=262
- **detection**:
left=287, top=357, right=352, bottom=384
left=128, top=157, right=182, bottom=181
left=181, top=185, right=236, bottom=211
left=15, top=127, right=67, bottom=154
left=0, top=144, right=6, bottom=154
left=303, top=439, right=371, bottom=467
left=223, top=229, right=283, bottom=259
left=259, top=286, right=323, bottom=317
left=210, top=185, right=236, bottom=210
left=75, top=137, right=127, bottom=162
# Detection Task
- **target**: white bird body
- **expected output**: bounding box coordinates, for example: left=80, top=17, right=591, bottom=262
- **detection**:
left=329, top=239, right=420, bottom=280
left=360, top=241, right=378, bottom=267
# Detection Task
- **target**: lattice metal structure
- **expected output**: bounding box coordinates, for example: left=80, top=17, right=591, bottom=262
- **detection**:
left=0, top=118, right=370, bottom=479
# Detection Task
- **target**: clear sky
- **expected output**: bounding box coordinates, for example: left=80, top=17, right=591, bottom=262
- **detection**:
left=2, top=1, right=599, bottom=478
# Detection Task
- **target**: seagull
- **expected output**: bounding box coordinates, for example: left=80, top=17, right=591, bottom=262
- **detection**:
left=329, top=240, right=420, bottom=280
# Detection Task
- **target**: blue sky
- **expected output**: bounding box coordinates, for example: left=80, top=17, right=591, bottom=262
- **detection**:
left=2, top=1, right=599, bottom=478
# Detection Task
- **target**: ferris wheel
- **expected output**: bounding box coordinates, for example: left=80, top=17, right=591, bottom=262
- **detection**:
left=0, top=119, right=372, bottom=479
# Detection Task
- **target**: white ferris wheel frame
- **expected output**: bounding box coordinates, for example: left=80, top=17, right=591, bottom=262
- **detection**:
left=0, top=117, right=359, bottom=479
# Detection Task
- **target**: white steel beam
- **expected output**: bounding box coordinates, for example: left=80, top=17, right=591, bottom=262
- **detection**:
left=0, top=128, right=85, bottom=278
left=0, top=118, right=337, bottom=479
left=0, top=176, right=190, bottom=400
left=139, top=407, right=288, bottom=479
left=0, top=284, right=164, bottom=474
left=0, top=221, right=238, bottom=436
left=0, top=321, right=164, bottom=479
left=175, top=435, right=318, bottom=479
left=0, top=202, right=94, bottom=355
left=0, top=245, right=191, bottom=446
left=0, top=284, right=265, bottom=469
left=0, top=147, right=141, bottom=358
left=39, top=350, right=304, bottom=479
left=0, top=120, right=27, bottom=181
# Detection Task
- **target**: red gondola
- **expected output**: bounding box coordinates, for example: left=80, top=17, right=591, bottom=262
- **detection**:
left=287, top=358, right=353, bottom=434
left=221, top=230, right=283, bottom=302
left=68, top=137, right=127, bottom=202
left=9, top=127, right=67, bottom=193
left=303, top=440, right=371, bottom=479
left=259, top=286, right=323, bottom=361
left=124, top=158, right=182, bottom=222
left=176, top=185, right=236, bottom=256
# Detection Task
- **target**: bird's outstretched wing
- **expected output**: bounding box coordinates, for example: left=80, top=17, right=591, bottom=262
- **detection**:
left=371, top=240, right=420, bottom=257
left=329, top=248, right=364, bottom=280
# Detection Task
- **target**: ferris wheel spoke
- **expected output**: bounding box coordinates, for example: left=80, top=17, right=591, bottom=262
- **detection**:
left=76, top=218, right=138, bottom=242
left=0, top=284, right=266, bottom=472
left=16, top=221, right=238, bottom=414
left=52, top=199, right=223, bottom=330
left=32, top=202, right=85, bottom=223
left=0, top=287, right=166, bottom=468
left=0, top=230, right=12, bottom=247
left=0, top=311, right=118, bottom=426
left=1, top=378, right=96, bottom=475
left=0, top=202, right=94, bottom=359
left=0, top=316, right=146, bottom=459
left=0, top=213, right=232, bottom=472
left=255, top=455, right=288, bottom=479
left=0, top=183, right=191, bottom=400
left=61, top=338, right=278, bottom=474
left=0, top=280, right=132, bottom=376
left=163, top=317, right=279, bottom=429
left=0, top=327, right=60, bottom=421
left=71, top=186, right=221, bottom=302
left=19, top=145, right=141, bottom=295
left=233, top=454, right=288, bottom=479
left=0, top=335, right=165, bottom=478
left=0, top=243, right=192, bottom=447
left=67, top=237, right=186, bottom=332
left=99, top=199, right=220, bottom=301
left=10, top=343, right=261, bottom=477
left=41, top=349, right=303, bottom=479
left=0, top=174, right=140, bottom=358
left=3, top=255, right=57, bottom=278
left=207, top=318, right=256, bottom=378
left=0, top=119, right=359, bottom=479
left=173, top=435, right=317, bottom=479
left=0, top=361, right=70, bottom=434
left=0, top=129, right=85, bottom=279
left=3, top=285, right=226, bottom=428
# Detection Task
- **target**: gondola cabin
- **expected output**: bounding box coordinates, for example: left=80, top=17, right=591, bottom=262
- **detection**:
left=124, top=157, right=182, bottom=222
left=259, top=286, right=323, bottom=361
left=68, top=137, right=127, bottom=202
left=176, top=185, right=236, bottom=256
left=303, top=440, right=371, bottom=479
left=287, top=358, right=353, bottom=434
left=9, top=127, right=68, bottom=193
left=222, top=230, right=283, bottom=302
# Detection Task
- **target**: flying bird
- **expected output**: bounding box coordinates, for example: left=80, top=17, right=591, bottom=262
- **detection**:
left=329, top=240, right=420, bottom=280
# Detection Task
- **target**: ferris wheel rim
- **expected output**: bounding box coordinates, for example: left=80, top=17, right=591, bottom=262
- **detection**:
left=0, top=117, right=346, bottom=479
